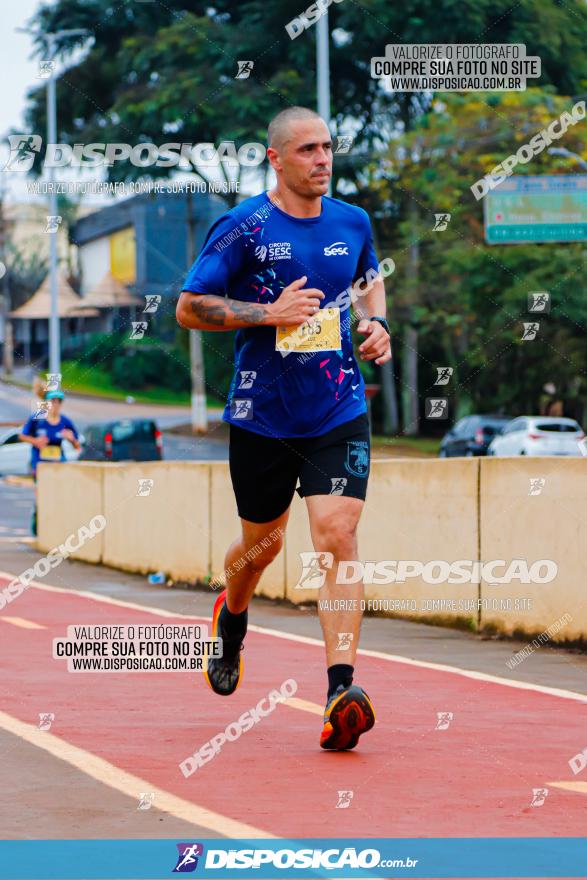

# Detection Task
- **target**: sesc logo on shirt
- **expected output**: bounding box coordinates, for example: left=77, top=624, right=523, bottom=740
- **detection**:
left=324, top=241, right=349, bottom=256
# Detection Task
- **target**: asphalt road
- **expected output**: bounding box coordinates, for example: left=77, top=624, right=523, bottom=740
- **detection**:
left=0, top=378, right=229, bottom=461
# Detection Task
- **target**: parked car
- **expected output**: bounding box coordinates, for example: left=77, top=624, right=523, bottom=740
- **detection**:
left=78, top=419, right=163, bottom=462
left=487, top=416, right=585, bottom=457
left=0, top=427, right=83, bottom=476
left=439, top=415, right=511, bottom=457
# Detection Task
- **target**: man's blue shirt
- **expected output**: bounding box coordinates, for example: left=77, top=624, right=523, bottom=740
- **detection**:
left=183, top=192, right=379, bottom=438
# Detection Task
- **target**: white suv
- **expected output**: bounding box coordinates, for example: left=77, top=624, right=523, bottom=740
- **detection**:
left=488, top=416, right=585, bottom=457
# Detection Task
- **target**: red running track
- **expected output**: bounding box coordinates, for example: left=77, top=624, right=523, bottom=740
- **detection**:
left=0, top=577, right=586, bottom=843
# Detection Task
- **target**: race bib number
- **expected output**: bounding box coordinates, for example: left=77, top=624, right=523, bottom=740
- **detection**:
left=39, top=445, right=61, bottom=460
left=276, top=308, right=341, bottom=353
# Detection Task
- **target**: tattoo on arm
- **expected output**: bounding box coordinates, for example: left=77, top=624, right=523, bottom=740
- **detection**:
left=190, top=296, right=267, bottom=328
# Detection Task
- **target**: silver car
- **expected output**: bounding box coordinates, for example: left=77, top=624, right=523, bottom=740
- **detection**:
left=487, top=416, right=585, bottom=457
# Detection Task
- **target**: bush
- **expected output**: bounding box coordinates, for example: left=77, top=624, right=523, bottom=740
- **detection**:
left=110, top=346, right=191, bottom=392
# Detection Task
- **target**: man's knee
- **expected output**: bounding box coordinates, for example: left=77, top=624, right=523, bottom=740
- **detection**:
left=243, top=530, right=284, bottom=572
left=312, top=516, right=357, bottom=560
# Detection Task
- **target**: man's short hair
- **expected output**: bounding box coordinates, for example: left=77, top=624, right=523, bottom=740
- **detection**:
left=268, top=106, right=325, bottom=150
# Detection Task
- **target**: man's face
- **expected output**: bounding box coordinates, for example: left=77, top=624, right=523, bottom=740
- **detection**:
left=268, top=118, right=332, bottom=196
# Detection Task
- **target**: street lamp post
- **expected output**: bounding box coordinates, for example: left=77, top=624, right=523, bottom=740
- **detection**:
left=316, top=11, right=332, bottom=197
left=46, top=33, right=60, bottom=376
left=17, top=27, right=90, bottom=376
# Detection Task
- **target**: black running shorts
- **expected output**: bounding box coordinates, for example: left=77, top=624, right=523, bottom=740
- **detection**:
left=228, top=413, right=370, bottom=523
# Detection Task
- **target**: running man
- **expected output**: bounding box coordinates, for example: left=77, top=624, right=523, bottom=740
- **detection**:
left=176, top=106, right=391, bottom=750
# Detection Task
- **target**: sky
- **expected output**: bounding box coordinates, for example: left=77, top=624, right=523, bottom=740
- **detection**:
left=1, top=0, right=45, bottom=141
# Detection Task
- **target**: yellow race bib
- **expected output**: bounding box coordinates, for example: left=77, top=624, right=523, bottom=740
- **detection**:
left=39, top=445, right=61, bottom=460
left=276, top=307, right=341, bottom=353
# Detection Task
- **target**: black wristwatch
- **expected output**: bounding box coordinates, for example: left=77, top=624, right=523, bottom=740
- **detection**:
left=369, top=316, right=390, bottom=335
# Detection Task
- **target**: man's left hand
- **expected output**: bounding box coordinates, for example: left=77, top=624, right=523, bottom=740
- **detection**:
left=357, top=319, right=392, bottom=365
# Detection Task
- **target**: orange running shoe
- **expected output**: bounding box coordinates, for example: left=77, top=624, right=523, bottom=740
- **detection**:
left=203, top=590, right=244, bottom=696
left=320, top=684, right=375, bottom=750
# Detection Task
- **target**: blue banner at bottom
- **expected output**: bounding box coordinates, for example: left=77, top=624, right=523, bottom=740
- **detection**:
left=0, top=838, right=586, bottom=879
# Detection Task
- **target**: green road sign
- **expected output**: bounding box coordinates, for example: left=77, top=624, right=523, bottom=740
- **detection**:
left=484, top=175, right=587, bottom=244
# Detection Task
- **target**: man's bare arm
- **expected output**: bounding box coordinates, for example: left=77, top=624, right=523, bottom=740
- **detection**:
left=176, top=291, right=272, bottom=331
left=176, top=278, right=325, bottom=331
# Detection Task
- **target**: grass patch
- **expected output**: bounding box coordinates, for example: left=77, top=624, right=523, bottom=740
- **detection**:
left=59, top=360, right=202, bottom=406
left=372, top=435, right=441, bottom=457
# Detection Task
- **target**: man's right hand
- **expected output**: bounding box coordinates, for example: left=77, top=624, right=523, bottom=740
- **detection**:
left=265, top=276, right=325, bottom=327
left=33, top=436, right=49, bottom=450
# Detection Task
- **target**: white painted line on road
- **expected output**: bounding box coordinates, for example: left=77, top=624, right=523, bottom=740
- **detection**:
left=284, top=697, right=323, bottom=716
left=1, top=571, right=586, bottom=704
left=0, top=709, right=276, bottom=838
left=0, top=616, right=45, bottom=629
left=547, top=781, right=587, bottom=795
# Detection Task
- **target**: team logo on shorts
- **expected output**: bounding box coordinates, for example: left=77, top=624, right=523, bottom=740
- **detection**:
left=173, top=843, right=204, bottom=872
left=344, top=440, right=369, bottom=478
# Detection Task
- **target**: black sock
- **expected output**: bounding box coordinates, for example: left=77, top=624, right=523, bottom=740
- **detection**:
left=327, top=664, right=354, bottom=699
left=218, top=603, right=248, bottom=656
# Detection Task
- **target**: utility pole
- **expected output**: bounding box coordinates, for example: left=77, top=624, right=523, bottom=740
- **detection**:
left=17, top=27, right=90, bottom=376
left=186, top=191, right=208, bottom=433
left=316, top=11, right=333, bottom=197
